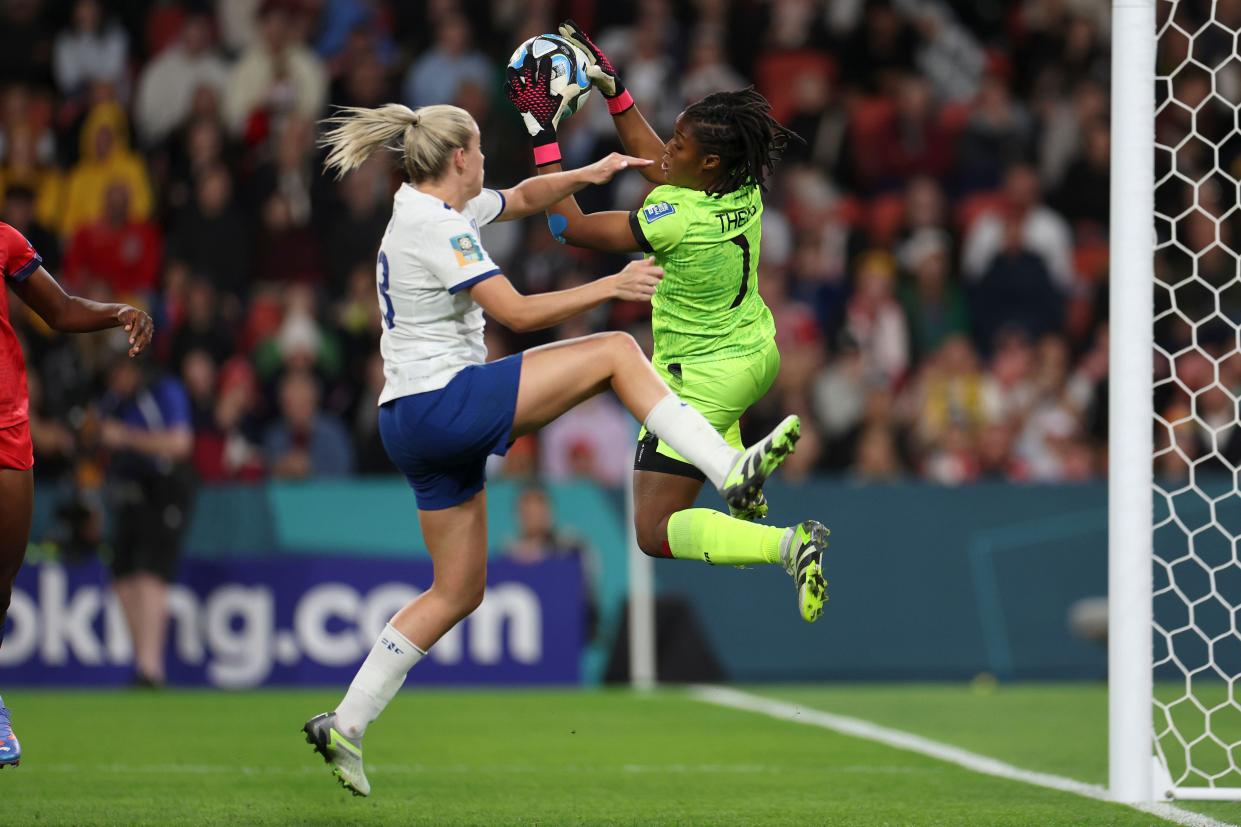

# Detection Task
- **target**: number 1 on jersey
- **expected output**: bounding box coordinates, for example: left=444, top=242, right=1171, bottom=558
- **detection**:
left=728, top=234, right=752, bottom=309
left=378, top=250, right=396, bottom=329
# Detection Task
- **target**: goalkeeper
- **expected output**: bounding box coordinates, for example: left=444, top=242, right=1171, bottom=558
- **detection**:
left=506, top=23, right=828, bottom=622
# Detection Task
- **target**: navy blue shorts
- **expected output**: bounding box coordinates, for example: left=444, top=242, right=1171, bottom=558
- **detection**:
left=379, top=353, right=524, bottom=510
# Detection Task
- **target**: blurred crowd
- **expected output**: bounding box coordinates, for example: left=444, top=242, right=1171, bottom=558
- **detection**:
left=0, top=0, right=1123, bottom=508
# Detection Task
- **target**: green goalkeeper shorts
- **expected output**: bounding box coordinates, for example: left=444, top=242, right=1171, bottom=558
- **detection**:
left=634, top=338, right=781, bottom=481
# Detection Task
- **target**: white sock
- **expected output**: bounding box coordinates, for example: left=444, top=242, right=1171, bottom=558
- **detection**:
left=334, top=623, right=425, bottom=739
left=643, top=394, right=740, bottom=489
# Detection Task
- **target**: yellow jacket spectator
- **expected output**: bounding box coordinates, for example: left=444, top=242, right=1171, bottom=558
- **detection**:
left=60, top=102, right=152, bottom=239
left=0, top=127, right=63, bottom=231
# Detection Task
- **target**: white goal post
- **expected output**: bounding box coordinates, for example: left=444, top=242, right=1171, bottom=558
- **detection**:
left=1110, top=0, right=1156, bottom=804
left=1114, top=0, right=1241, bottom=802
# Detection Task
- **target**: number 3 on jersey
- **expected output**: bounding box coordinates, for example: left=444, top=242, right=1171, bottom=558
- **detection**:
left=377, top=250, right=395, bottom=329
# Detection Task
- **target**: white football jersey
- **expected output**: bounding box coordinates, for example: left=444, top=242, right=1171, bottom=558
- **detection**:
left=376, top=184, right=506, bottom=404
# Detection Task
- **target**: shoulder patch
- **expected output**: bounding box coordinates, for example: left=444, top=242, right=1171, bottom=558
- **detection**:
left=642, top=202, right=676, bottom=223
left=449, top=233, right=484, bottom=266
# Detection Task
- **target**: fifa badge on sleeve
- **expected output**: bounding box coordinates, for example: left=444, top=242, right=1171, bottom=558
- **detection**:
left=643, top=202, right=675, bottom=223
left=450, top=233, right=484, bottom=266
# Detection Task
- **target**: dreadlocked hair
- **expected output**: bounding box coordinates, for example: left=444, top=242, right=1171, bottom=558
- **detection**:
left=681, top=87, right=804, bottom=197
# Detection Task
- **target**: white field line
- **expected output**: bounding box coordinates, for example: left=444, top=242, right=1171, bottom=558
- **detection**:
left=689, top=685, right=1237, bottom=827
left=24, top=761, right=930, bottom=777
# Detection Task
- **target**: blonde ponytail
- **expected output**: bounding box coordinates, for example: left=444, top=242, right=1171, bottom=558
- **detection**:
left=319, top=103, right=477, bottom=183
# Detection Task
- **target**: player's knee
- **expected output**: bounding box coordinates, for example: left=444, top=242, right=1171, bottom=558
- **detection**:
left=635, top=520, right=671, bottom=558
left=439, top=576, right=485, bottom=620
left=602, top=331, right=642, bottom=363
left=461, top=581, right=485, bottom=616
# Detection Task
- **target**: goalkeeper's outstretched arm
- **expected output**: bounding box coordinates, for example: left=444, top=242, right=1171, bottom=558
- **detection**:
left=610, top=107, right=668, bottom=185
left=558, top=19, right=666, bottom=185
left=535, top=161, right=643, bottom=253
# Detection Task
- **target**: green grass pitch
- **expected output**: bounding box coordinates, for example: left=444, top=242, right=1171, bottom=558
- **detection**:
left=4, top=684, right=1241, bottom=826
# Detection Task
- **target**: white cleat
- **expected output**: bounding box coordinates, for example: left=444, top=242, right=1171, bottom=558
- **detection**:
left=303, top=712, right=370, bottom=797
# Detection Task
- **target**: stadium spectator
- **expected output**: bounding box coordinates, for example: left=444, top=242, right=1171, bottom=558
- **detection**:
left=161, top=114, right=233, bottom=215
left=956, top=74, right=1034, bottom=194
left=0, top=125, right=63, bottom=234
left=53, top=0, right=129, bottom=101
left=0, top=185, right=60, bottom=275
left=253, top=193, right=326, bottom=286
left=853, top=423, right=904, bottom=480
left=681, top=32, right=745, bottom=106
left=963, top=164, right=1074, bottom=292
left=844, top=250, right=909, bottom=389
left=504, top=484, right=598, bottom=639
left=248, top=115, right=316, bottom=227
left=134, top=11, right=230, bottom=148
left=26, top=372, right=76, bottom=483
left=223, top=0, right=327, bottom=144
left=323, top=159, right=389, bottom=290
left=63, top=181, right=162, bottom=298
left=315, top=0, right=397, bottom=73
left=263, top=369, right=354, bottom=479
left=1050, top=117, right=1110, bottom=229
left=539, top=393, right=634, bottom=487
left=331, top=51, right=395, bottom=111
left=217, top=0, right=263, bottom=54
left=811, top=336, right=867, bottom=469
left=908, top=335, right=989, bottom=457
left=838, top=0, right=918, bottom=94
left=165, top=165, right=251, bottom=301
left=897, top=228, right=968, bottom=362
left=190, top=355, right=266, bottom=483
left=401, top=14, right=490, bottom=110
left=0, top=0, right=55, bottom=88
left=504, top=485, right=591, bottom=564
left=60, top=102, right=153, bottom=240
left=969, top=214, right=1065, bottom=352
left=253, top=285, right=343, bottom=382
left=97, top=357, right=194, bottom=689
left=168, top=277, right=235, bottom=372
left=861, top=74, right=955, bottom=191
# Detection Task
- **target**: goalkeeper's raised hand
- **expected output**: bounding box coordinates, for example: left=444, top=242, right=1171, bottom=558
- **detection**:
left=505, top=51, right=581, bottom=166
left=558, top=19, right=634, bottom=115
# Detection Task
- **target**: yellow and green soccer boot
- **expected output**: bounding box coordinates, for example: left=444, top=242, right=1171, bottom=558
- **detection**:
left=781, top=520, right=829, bottom=622
left=720, top=415, right=800, bottom=513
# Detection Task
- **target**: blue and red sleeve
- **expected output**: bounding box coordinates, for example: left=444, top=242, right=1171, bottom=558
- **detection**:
left=0, top=222, right=42, bottom=283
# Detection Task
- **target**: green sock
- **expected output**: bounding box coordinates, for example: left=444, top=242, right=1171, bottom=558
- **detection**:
left=666, top=508, right=785, bottom=567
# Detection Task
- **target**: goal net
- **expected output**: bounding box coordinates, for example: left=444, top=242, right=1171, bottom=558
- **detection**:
left=1117, top=0, right=1241, bottom=801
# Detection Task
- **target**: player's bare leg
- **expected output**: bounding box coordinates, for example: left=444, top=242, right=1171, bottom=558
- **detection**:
left=0, top=468, right=33, bottom=767
left=633, top=471, right=703, bottom=559
left=306, top=491, right=490, bottom=796
left=512, top=332, right=798, bottom=511
left=114, top=571, right=170, bottom=686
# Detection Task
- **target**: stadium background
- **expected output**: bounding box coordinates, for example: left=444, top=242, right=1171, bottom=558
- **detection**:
left=0, top=0, right=1123, bottom=689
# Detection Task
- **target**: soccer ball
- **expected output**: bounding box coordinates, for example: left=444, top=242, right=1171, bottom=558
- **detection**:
left=507, top=34, right=593, bottom=120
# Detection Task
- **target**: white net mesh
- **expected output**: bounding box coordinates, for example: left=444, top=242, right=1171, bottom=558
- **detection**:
left=1154, top=0, right=1241, bottom=791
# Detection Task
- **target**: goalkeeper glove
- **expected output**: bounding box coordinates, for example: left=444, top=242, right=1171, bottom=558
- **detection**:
left=505, top=50, right=582, bottom=166
left=558, top=19, right=635, bottom=116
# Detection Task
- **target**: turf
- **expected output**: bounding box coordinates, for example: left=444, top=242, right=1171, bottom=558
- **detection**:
left=0, top=685, right=1231, bottom=826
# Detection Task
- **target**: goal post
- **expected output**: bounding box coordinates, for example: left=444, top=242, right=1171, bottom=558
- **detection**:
left=627, top=465, right=657, bottom=689
left=1109, top=0, right=1156, bottom=804
left=1118, top=0, right=1241, bottom=801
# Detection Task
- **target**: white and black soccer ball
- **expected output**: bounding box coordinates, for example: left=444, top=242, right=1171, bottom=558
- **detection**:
left=507, top=34, right=593, bottom=119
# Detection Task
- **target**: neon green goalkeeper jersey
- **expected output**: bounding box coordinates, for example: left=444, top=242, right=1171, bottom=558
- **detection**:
left=630, top=183, right=776, bottom=365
